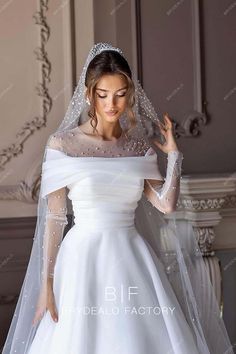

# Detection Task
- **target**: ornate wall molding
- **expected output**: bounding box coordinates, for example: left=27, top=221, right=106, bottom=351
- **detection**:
left=174, top=0, right=208, bottom=138
left=134, top=0, right=208, bottom=138
left=178, top=195, right=236, bottom=211
left=164, top=173, right=236, bottom=311
left=0, top=157, right=41, bottom=202
left=0, top=176, right=40, bottom=203
left=178, top=174, right=236, bottom=213
left=0, top=0, right=52, bottom=171
left=171, top=173, right=236, bottom=254
left=193, top=226, right=216, bottom=256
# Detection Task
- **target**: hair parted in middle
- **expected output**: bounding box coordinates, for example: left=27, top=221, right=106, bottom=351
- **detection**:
left=84, top=50, right=136, bottom=134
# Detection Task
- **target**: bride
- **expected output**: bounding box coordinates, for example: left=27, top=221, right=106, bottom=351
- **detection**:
left=2, top=43, right=233, bottom=354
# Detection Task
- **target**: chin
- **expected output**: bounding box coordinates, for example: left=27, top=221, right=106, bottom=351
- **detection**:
left=100, top=111, right=123, bottom=122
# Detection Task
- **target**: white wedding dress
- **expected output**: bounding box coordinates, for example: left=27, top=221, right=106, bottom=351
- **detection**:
left=27, top=126, right=200, bottom=354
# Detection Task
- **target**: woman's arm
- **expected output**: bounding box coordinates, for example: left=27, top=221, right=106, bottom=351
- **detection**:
left=33, top=134, right=68, bottom=325
left=143, top=113, right=183, bottom=214
left=143, top=150, right=183, bottom=214
left=33, top=186, right=68, bottom=325
left=44, top=186, right=68, bottom=279
left=43, top=134, right=68, bottom=279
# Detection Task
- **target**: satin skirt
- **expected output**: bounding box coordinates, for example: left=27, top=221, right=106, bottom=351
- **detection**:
left=27, top=208, right=200, bottom=354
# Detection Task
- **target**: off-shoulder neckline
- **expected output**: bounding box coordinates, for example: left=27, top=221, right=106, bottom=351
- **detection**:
left=45, top=147, right=155, bottom=159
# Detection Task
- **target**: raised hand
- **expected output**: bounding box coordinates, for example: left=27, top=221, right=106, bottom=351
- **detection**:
left=153, top=113, right=179, bottom=154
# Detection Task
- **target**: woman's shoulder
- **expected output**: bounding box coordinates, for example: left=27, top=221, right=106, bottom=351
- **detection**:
left=46, top=128, right=80, bottom=152
left=124, top=131, right=156, bottom=157
left=46, top=132, right=62, bottom=150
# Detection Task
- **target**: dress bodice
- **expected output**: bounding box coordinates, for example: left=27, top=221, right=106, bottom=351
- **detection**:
left=66, top=160, right=147, bottom=229
left=40, top=117, right=165, bottom=231
left=42, top=149, right=163, bottom=229
left=42, top=150, right=162, bottom=196
left=67, top=165, right=145, bottom=207
left=39, top=127, right=182, bottom=278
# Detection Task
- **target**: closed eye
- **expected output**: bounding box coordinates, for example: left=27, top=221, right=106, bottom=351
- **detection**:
left=97, top=93, right=126, bottom=99
left=97, top=94, right=106, bottom=99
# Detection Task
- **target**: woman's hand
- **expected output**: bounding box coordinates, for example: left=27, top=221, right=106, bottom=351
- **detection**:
left=153, top=113, right=179, bottom=154
left=32, top=279, right=58, bottom=325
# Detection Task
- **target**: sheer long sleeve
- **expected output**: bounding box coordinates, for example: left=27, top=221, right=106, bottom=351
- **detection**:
left=43, top=187, right=68, bottom=279
left=143, top=150, right=183, bottom=214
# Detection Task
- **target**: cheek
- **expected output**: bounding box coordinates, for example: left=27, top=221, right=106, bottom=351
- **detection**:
left=119, top=98, right=127, bottom=110
left=94, top=99, right=105, bottom=111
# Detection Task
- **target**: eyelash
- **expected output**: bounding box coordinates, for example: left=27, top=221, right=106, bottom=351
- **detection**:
left=97, top=93, right=126, bottom=99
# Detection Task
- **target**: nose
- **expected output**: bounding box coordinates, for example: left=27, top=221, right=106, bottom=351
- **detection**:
left=107, top=95, right=117, bottom=108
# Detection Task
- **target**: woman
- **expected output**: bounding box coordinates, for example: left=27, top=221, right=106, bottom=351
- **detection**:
left=2, top=43, right=233, bottom=354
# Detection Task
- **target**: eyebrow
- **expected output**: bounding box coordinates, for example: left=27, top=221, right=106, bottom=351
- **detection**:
left=95, top=86, right=128, bottom=92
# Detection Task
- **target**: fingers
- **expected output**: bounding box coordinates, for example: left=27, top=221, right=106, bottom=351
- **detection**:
left=46, top=285, right=58, bottom=322
left=50, top=308, right=58, bottom=322
left=153, top=140, right=165, bottom=152
left=157, top=120, right=166, bottom=135
left=32, top=300, right=58, bottom=326
left=32, top=308, right=44, bottom=326
left=156, top=113, right=173, bottom=133
left=48, top=300, right=58, bottom=322
left=163, top=113, right=173, bottom=129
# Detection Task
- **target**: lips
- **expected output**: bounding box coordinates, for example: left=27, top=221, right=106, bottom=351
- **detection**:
left=106, top=111, right=118, bottom=116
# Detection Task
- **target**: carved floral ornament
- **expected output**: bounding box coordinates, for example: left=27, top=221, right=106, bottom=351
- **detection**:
left=0, top=1, right=51, bottom=202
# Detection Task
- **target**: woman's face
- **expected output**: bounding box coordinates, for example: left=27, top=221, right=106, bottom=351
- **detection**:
left=92, top=74, right=128, bottom=123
